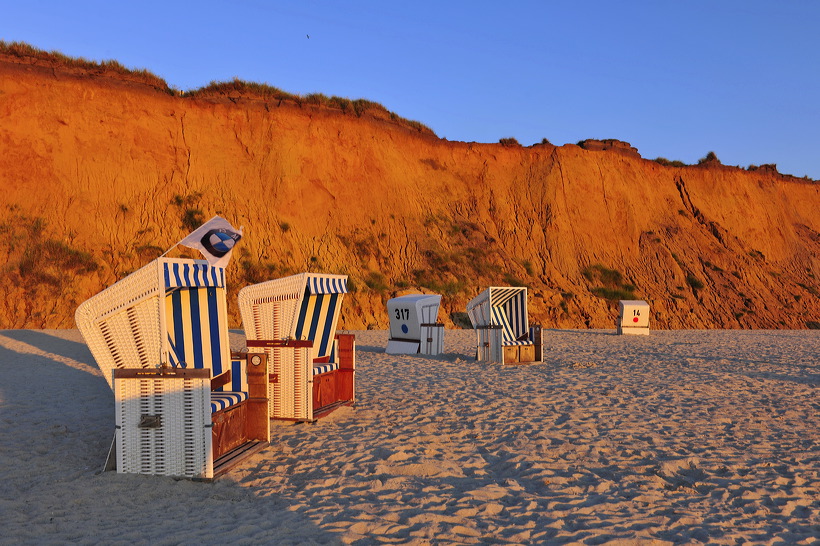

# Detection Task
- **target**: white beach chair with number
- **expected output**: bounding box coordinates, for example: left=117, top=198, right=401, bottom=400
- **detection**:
left=385, top=294, right=444, bottom=355
left=75, top=257, right=269, bottom=480
left=616, top=300, right=650, bottom=335
left=466, top=286, right=542, bottom=364
left=238, top=272, right=356, bottom=422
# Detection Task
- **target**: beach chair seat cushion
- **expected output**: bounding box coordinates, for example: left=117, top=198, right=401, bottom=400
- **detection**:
left=313, top=362, right=340, bottom=376
left=502, top=340, right=533, bottom=346
left=210, top=391, right=248, bottom=413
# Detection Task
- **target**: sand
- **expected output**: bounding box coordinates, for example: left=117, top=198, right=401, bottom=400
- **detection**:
left=0, top=328, right=817, bottom=544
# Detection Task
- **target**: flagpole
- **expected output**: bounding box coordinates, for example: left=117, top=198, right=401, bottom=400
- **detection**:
left=160, top=241, right=181, bottom=258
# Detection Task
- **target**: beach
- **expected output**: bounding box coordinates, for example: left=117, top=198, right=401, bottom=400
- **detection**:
left=0, top=328, right=817, bottom=544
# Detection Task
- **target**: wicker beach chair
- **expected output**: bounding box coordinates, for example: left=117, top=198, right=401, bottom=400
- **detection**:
left=75, top=257, right=269, bottom=480
left=238, top=273, right=355, bottom=421
left=616, top=299, right=650, bottom=335
left=466, top=287, right=542, bottom=364
left=385, top=294, right=444, bottom=355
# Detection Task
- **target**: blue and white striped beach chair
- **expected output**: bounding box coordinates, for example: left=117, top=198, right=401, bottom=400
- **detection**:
left=466, top=287, right=542, bottom=363
left=238, top=272, right=356, bottom=421
left=76, top=257, right=269, bottom=479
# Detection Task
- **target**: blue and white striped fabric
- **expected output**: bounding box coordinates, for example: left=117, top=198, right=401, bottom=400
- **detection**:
left=165, top=286, right=227, bottom=372
left=502, top=340, right=532, bottom=346
left=210, top=359, right=250, bottom=393
left=312, top=362, right=339, bottom=376
left=491, top=306, right=516, bottom=343
left=492, top=287, right=528, bottom=344
left=295, top=289, right=342, bottom=360
left=164, top=261, right=225, bottom=288
left=489, top=287, right=524, bottom=308
left=307, top=276, right=348, bottom=295
left=210, top=391, right=248, bottom=413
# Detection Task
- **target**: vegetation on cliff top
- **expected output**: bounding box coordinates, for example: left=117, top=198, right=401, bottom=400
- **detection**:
left=0, top=40, right=435, bottom=135
left=0, top=40, right=171, bottom=92
left=2, top=40, right=818, bottom=180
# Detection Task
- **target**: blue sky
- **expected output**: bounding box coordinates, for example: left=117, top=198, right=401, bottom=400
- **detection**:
left=3, top=0, right=819, bottom=179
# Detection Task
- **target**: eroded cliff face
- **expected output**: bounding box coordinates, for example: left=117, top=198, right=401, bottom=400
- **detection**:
left=1, top=56, right=819, bottom=330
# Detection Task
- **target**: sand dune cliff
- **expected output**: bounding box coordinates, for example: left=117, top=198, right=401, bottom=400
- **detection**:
left=0, top=54, right=818, bottom=329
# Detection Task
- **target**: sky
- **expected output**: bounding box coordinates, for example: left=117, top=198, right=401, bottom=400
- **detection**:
left=3, top=0, right=819, bottom=179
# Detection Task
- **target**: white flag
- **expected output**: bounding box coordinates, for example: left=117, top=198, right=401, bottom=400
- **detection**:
left=178, top=216, right=243, bottom=268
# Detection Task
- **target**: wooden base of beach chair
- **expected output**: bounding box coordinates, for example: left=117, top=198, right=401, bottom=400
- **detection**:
left=502, top=344, right=537, bottom=364
left=209, top=440, right=269, bottom=480
left=250, top=334, right=356, bottom=422
left=503, top=345, right=520, bottom=363
left=312, top=370, right=355, bottom=419
left=312, top=399, right=355, bottom=420
left=209, top=352, right=270, bottom=473
left=501, top=326, right=543, bottom=364
left=311, top=334, right=356, bottom=420
left=211, top=397, right=269, bottom=461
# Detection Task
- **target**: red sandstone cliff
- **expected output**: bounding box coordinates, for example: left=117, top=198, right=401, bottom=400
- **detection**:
left=1, top=53, right=818, bottom=330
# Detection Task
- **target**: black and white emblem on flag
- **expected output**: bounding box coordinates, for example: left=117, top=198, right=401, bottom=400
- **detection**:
left=177, top=216, right=243, bottom=268
left=201, top=228, right=241, bottom=258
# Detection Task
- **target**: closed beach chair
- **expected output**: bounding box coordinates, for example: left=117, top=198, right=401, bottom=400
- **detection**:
left=616, top=299, right=650, bottom=335
left=75, top=257, right=269, bottom=480
left=466, top=286, right=542, bottom=364
left=238, top=273, right=355, bottom=421
left=385, top=294, right=444, bottom=355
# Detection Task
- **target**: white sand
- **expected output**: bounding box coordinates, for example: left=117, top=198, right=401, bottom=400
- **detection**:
left=0, top=328, right=817, bottom=544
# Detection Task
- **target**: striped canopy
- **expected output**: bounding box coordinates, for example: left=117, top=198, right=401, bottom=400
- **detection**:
left=76, top=257, right=233, bottom=391
left=164, top=261, right=225, bottom=288
left=307, top=275, right=348, bottom=295
left=238, top=272, right=348, bottom=362
left=466, top=287, right=529, bottom=343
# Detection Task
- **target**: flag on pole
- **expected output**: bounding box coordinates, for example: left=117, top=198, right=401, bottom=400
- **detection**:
left=178, top=215, right=243, bottom=268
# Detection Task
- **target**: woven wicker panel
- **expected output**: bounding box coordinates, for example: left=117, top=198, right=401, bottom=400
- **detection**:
left=76, top=261, right=163, bottom=390
left=466, top=288, right=491, bottom=328
left=238, top=274, right=306, bottom=341
left=115, top=375, right=212, bottom=479
left=265, top=345, right=311, bottom=420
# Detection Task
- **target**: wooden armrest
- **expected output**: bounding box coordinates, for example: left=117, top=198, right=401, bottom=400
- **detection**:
left=211, top=370, right=232, bottom=390
left=114, top=368, right=210, bottom=380
left=246, top=339, right=313, bottom=348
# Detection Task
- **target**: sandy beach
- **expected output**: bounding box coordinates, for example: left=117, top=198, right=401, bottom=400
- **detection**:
left=0, top=328, right=817, bottom=544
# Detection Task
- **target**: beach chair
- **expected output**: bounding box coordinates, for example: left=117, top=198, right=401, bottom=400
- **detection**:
left=238, top=273, right=355, bottom=421
left=616, top=300, right=650, bottom=335
left=75, top=257, right=270, bottom=480
left=385, top=294, right=444, bottom=355
left=466, top=287, right=542, bottom=364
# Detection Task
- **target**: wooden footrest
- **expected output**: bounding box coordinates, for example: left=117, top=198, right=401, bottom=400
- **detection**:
left=209, top=440, right=269, bottom=480
left=312, top=399, right=354, bottom=420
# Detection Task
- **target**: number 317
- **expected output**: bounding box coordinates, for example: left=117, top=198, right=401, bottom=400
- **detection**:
left=395, top=308, right=410, bottom=320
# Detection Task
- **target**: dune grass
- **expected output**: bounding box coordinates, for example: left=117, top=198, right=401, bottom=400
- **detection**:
left=1, top=40, right=435, bottom=134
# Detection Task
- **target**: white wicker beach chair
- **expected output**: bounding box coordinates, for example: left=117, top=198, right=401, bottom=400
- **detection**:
left=75, top=257, right=270, bottom=480
left=385, top=294, right=444, bottom=355
left=466, top=287, right=542, bottom=364
left=616, top=300, right=650, bottom=335
left=238, top=273, right=355, bottom=421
